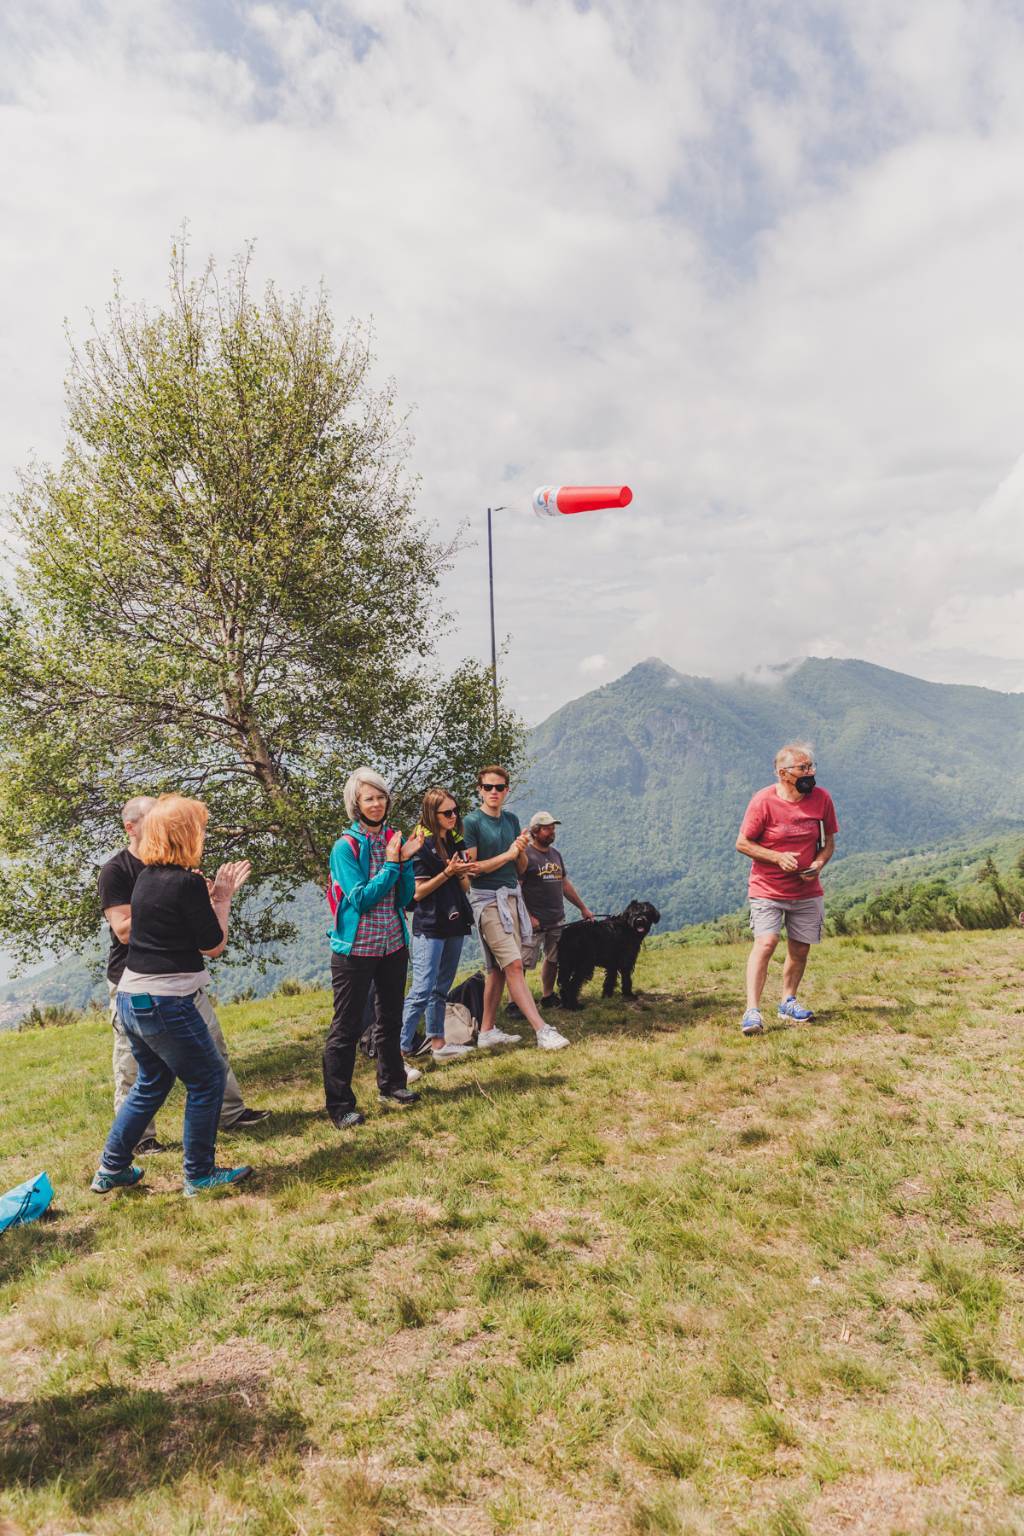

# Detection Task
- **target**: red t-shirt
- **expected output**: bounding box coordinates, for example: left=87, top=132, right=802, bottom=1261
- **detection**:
left=739, top=785, right=839, bottom=900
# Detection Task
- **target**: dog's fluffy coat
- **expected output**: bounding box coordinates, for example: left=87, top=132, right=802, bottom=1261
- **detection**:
left=556, top=900, right=661, bottom=1008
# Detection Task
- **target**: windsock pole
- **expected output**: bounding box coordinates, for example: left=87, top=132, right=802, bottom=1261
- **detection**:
left=487, top=505, right=506, bottom=733
left=486, top=487, right=631, bottom=733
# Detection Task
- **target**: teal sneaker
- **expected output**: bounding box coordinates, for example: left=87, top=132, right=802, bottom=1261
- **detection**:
left=741, top=1008, right=764, bottom=1037
left=778, top=996, right=815, bottom=1022
left=91, top=1165, right=144, bottom=1194
left=183, top=1165, right=252, bottom=1198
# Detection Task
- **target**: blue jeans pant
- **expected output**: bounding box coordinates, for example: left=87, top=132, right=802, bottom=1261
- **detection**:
left=401, top=934, right=465, bottom=1050
left=101, top=992, right=227, bottom=1182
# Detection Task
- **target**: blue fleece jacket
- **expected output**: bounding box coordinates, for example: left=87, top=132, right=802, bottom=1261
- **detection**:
left=327, top=823, right=415, bottom=956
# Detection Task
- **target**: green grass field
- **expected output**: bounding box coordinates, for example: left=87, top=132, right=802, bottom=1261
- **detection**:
left=3, top=930, right=1024, bottom=1536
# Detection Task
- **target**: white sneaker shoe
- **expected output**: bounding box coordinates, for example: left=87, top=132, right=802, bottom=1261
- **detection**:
left=404, top=1066, right=423, bottom=1084
left=535, top=1024, right=570, bottom=1051
left=431, top=1041, right=474, bottom=1061
left=477, top=1027, right=522, bottom=1047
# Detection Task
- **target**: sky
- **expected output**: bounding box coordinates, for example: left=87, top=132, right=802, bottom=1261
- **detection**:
left=3, top=0, right=1024, bottom=725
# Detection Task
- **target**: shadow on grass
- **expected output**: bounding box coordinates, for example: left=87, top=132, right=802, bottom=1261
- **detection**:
left=560, top=991, right=720, bottom=1040
left=425, top=1070, right=569, bottom=1103
left=258, top=1133, right=410, bottom=1191
left=230, top=1036, right=320, bottom=1086
left=0, top=1213, right=94, bottom=1291
left=256, top=1072, right=570, bottom=1191
left=0, top=1376, right=306, bottom=1514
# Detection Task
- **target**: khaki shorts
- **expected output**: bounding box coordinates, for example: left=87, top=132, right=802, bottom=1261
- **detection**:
left=749, top=896, right=825, bottom=944
left=477, top=903, right=524, bottom=974
left=522, top=924, right=563, bottom=969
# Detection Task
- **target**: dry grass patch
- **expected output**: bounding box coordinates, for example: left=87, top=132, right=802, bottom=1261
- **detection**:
left=4, top=931, right=1024, bottom=1533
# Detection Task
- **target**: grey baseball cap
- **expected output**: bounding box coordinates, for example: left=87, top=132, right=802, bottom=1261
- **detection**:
left=529, top=811, right=561, bottom=829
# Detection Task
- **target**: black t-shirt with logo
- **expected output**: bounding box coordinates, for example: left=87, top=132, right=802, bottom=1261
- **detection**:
left=97, top=849, right=144, bottom=983
left=125, top=865, right=224, bottom=976
left=521, top=843, right=567, bottom=929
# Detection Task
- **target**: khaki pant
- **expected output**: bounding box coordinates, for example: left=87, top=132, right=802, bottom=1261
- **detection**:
left=109, top=981, right=246, bottom=1131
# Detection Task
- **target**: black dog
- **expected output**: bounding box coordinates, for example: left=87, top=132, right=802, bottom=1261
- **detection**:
left=556, top=901, right=661, bottom=1010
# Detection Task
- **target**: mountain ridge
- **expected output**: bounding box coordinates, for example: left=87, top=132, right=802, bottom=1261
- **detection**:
left=3, top=655, right=1023, bottom=1021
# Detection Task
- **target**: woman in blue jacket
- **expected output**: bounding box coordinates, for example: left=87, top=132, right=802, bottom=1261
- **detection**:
left=324, top=767, right=421, bottom=1128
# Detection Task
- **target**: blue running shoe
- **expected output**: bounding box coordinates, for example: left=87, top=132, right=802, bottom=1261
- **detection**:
left=741, top=1008, right=764, bottom=1037
left=778, top=996, right=814, bottom=1022
left=183, top=1165, right=252, bottom=1198
left=91, top=1165, right=144, bottom=1194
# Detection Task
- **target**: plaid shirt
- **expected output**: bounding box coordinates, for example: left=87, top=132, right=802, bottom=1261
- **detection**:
left=349, top=828, right=406, bottom=958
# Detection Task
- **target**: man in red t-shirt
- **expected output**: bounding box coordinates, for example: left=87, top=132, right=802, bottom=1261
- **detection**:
left=735, top=743, right=839, bottom=1037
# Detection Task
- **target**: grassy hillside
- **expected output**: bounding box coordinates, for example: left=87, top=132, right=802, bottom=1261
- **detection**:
left=4, top=930, right=1024, bottom=1534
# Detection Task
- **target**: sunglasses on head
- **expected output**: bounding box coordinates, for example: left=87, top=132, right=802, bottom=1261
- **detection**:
left=480, top=782, right=508, bottom=793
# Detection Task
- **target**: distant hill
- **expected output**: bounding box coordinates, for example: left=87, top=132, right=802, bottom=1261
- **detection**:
left=514, top=656, right=1024, bottom=928
left=3, top=655, right=1023, bottom=1023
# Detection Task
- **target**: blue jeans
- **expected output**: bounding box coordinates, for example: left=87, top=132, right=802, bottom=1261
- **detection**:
left=400, top=934, right=465, bottom=1050
left=101, top=992, right=227, bottom=1182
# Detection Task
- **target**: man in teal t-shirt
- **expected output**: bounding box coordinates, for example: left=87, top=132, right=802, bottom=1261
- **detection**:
left=462, top=766, right=570, bottom=1053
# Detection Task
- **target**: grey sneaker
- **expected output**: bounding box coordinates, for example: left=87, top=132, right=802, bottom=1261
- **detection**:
left=477, top=1027, right=522, bottom=1048
left=741, top=1008, right=764, bottom=1037
left=91, top=1165, right=144, bottom=1194
left=535, top=1024, right=570, bottom=1051
left=379, top=1088, right=420, bottom=1109
left=183, top=1165, right=252, bottom=1197
left=330, top=1109, right=366, bottom=1129
left=431, top=1041, right=474, bottom=1061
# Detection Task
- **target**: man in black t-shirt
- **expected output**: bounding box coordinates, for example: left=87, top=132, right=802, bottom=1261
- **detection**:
left=98, top=797, right=264, bottom=1150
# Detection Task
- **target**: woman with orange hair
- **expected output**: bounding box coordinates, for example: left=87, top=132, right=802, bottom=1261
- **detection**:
left=90, top=794, right=253, bottom=1198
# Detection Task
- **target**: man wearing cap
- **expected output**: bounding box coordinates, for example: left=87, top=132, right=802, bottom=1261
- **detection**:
left=520, top=812, right=594, bottom=1009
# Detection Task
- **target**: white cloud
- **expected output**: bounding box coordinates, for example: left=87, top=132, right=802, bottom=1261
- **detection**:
left=2, top=0, right=1024, bottom=724
left=579, top=654, right=608, bottom=675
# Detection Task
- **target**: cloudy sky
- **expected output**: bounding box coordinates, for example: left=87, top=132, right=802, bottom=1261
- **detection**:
left=3, top=0, right=1024, bottom=723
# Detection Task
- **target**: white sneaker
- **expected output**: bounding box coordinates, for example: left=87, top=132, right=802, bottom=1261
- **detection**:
left=404, top=1066, right=423, bottom=1084
left=535, top=1024, right=570, bottom=1051
left=477, top=1027, right=522, bottom=1047
left=431, top=1041, right=474, bottom=1061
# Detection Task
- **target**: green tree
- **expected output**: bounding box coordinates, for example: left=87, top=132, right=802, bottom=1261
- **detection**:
left=0, top=245, right=521, bottom=962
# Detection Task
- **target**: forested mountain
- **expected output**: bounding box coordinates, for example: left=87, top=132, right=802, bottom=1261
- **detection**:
left=4, top=656, right=1023, bottom=1023
left=514, top=656, right=1024, bottom=927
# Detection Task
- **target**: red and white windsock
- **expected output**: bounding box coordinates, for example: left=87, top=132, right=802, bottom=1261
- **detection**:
left=531, top=484, right=633, bottom=518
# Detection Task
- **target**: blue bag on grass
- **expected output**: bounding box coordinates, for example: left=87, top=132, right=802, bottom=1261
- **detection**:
left=0, top=1171, right=54, bottom=1233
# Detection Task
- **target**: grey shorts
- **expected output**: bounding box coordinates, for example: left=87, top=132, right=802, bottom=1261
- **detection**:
left=749, top=896, right=825, bottom=944
left=522, top=925, right=563, bottom=969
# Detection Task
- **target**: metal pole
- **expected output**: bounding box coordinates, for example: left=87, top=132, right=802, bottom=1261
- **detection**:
left=485, top=505, right=507, bottom=735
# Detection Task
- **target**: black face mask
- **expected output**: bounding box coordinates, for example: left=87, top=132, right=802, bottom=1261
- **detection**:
left=794, top=774, right=816, bottom=794
left=360, top=811, right=388, bottom=828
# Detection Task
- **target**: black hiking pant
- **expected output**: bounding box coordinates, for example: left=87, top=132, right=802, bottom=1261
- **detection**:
left=324, top=947, right=408, bottom=1117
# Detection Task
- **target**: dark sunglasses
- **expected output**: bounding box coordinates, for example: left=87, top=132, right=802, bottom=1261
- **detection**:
left=480, top=782, right=508, bottom=793
left=438, top=805, right=458, bottom=817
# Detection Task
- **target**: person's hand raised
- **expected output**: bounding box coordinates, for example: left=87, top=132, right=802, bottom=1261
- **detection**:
left=443, top=854, right=463, bottom=879
left=209, top=860, right=252, bottom=901
left=401, top=833, right=424, bottom=861
left=385, top=831, right=403, bottom=863
left=513, top=832, right=529, bottom=855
